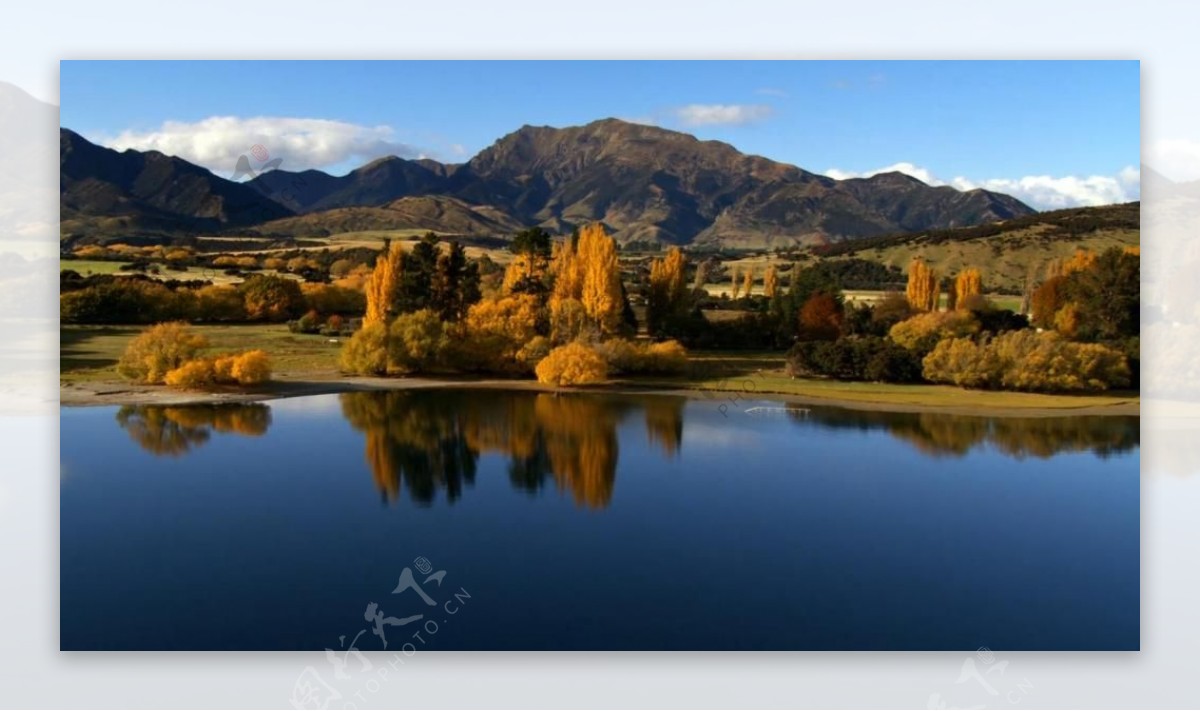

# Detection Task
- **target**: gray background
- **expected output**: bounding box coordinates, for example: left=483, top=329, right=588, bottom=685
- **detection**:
left=3, top=2, right=1195, bottom=707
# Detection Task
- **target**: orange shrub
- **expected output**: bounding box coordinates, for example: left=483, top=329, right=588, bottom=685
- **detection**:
left=231, top=350, right=271, bottom=384
left=535, top=342, right=608, bottom=386
left=164, top=359, right=216, bottom=389
left=116, top=322, right=209, bottom=384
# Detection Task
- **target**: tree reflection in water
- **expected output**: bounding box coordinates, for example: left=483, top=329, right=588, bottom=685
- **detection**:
left=115, top=404, right=272, bottom=457
left=339, top=390, right=686, bottom=509
left=795, top=407, right=1140, bottom=460
left=114, top=392, right=1138, bottom=504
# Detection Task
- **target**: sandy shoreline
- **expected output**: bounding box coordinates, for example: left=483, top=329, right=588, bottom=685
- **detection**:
left=60, top=375, right=1142, bottom=418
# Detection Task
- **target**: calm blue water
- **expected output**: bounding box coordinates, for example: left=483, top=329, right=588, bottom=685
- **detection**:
left=60, top=389, right=1139, bottom=651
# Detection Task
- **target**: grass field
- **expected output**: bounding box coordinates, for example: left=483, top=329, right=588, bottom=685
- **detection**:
left=61, top=324, right=343, bottom=384
left=60, top=259, right=133, bottom=276
left=827, top=226, right=1139, bottom=293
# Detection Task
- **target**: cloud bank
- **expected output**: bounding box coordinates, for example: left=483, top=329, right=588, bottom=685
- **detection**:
left=673, top=104, right=773, bottom=127
left=104, top=116, right=420, bottom=177
left=824, top=162, right=1140, bottom=210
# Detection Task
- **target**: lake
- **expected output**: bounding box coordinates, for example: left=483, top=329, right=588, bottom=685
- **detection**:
left=60, top=388, right=1140, bottom=651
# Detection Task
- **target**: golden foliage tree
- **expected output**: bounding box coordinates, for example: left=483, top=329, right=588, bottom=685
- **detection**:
left=1031, top=275, right=1067, bottom=329
left=906, top=259, right=939, bottom=312
left=953, top=267, right=982, bottom=310
left=456, top=294, right=543, bottom=372
left=742, top=268, right=754, bottom=298
left=647, top=246, right=688, bottom=336
left=763, top=264, right=779, bottom=299
left=364, top=240, right=404, bottom=327
left=577, top=223, right=623, bottom=336
left=730, top=267, right=741, bottom=299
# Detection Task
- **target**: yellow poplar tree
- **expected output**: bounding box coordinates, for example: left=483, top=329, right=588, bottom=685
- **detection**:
left=364, top=241, right=404, bottom=327
left=649, top=247, right=687, bottom=305
left=730, top=267, right=741, bottom=299
left=648, top=246, right=688, bottom=335
left=550, top=238, right=583, bottom=303
left=954, top=267, right=982, bottom=309
left=763, top=264, right=779, bottom=299
left=742, top=268, right=754, bottom=298
left=548, top=238, right=585, bottom=343
left=576, top=223, right=623, bottom=336
left=906, top=259, right=938, bottom=312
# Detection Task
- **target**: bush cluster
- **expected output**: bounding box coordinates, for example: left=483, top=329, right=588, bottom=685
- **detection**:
left=787, top=336, right=924, bottom=383
left=116, top=323, right=273, bottom=389
left=61, top=274, right=362, bottom=325
left=922, top=330, right=1129, bottom=392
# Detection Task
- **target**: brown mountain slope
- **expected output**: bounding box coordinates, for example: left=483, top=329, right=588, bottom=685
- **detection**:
left=444, top=119, right=1033, bottom=246
left=250, top=195, right=525, bottom=237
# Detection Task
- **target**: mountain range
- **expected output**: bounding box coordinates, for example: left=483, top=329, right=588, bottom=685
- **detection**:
left=60, top=118, right=1036, bottom=248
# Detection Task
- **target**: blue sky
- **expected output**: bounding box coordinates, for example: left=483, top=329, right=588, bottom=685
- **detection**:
left=60, top=60, right=1141, bottom=209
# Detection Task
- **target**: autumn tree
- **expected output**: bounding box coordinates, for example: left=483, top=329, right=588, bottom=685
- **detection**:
left=730, top=267, right=741, bottom=299
left=556, top=223, right=628, bottom=336
left=1031, top=275, right=1067, bottom=330
left=364, top=240, right=404, bottom=327
left=742, top=268, right=754, bottom=298
left=238, top=274, right=305, bottom=322
left=763, top=264, right=779, bottom=299
left=646, top=246, right=688, bottom=336
left=454, top=294, right=543, bottom=373
left=503, top=253, right=550, bottom=297
left=388, top=309, right=449, bottom=373
left=1061, top=247, right=1139, bottom=341
left=906, top=259, right=939, bottom=312
left=954, top=267, right=982, bottom=310
left=798, top=292, right=844, bottom=341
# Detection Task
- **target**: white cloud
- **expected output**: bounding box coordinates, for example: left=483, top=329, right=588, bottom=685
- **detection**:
left=823, top=162, right=1140, bottom=210
left=618, top=115, right=660, bottom=127
left=673, top=104, right=773, bottom=127
left=103, top=116, right=421, bottom=177
left=825, top=161, right=939, bottom=185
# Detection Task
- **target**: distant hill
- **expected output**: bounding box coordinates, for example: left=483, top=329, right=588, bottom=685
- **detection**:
left=60, top=118, right=1036, bottom=247
left=60, top=129, right=293, bottom=242
left=816, top=202, right=1140, bottom=293
left=251, top=195, right=525, bottom=238
left=247, top=156, right=449, bottom=213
